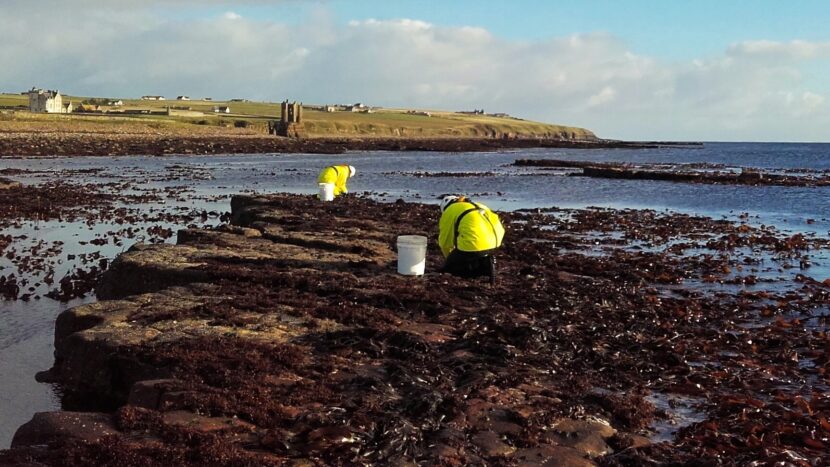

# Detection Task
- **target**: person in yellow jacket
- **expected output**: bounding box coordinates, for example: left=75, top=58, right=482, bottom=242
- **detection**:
left=438, top=195, right=505, bottom=282
left=317, top=165, right=356, bottom=197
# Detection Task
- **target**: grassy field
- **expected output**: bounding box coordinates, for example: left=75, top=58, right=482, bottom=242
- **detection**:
left=0, top=93, right=595, bottom=139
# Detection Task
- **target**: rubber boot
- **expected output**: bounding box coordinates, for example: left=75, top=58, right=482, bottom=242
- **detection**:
left=489, top=256, right=497, bottom=286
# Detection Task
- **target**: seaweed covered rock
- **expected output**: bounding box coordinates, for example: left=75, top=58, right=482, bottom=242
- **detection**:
left=6, top=194, right=830, bottom=465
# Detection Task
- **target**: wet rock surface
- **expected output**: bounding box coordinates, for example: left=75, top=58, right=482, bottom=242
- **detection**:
left=11, top=412, right=118, bottom=447
left=0, top=180, right=111, bottom=222
left=0, top=134, right=682, bottom=158
left=2, top=194, right=830, bottom=465
left=0, top=177, right=21, bottom=190
left=515, top=158, right=830, bottom=186
left=0, top=170, right=227, bottom=303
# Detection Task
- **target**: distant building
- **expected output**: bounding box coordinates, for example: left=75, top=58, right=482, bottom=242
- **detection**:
left=26, top=87, right=73, bottom=113
left=176, top=96, right=190, bottom=101
left=203, top=97, right=213, bottom=101
left=347, top=103, right=367, bottom=112
left=76, top=104, right=102, bottom=113
left=407, top=110, right=432, bottom=117
left=281, top=101, right=302, bottom=123
left=107, top=100, right=123, bottom=106
left=213, top=106, right=231, bottom=113
left=268, top=99, right=306, bottom=138
left=323, top=105, right=336, bottom=113
left=229, top=98, right=249, bottom=103
left=459, top=109, right=485, bottom=115
left=141, top=95, right=165, bottom=101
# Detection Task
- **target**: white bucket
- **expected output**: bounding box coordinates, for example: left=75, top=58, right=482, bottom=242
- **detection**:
left=396, top=235, right=428, bottom=276
left=318, top=183, right=335, bottom=201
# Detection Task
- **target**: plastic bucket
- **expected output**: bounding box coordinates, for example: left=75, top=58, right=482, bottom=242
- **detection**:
left=318, top=183, right=335, bottom=201
left=396, top=235, right=428, bottom=276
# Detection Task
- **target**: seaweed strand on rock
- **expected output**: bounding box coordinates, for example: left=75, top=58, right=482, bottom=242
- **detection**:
left=3, top=194, right=829, bottom=465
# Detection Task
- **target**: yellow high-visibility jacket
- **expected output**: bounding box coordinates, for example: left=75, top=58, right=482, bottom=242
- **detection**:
left=438, top=200, right=505, bottom=258
left=317, top=165, right=351, bottom=196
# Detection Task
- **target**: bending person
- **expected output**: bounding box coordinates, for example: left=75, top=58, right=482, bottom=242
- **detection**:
left=438, top=195, right=505, bottom=283
left=317, top=165, right=356, bottom=197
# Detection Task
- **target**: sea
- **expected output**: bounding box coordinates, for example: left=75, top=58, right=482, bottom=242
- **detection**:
left=1, top=142, right=829, bottom=447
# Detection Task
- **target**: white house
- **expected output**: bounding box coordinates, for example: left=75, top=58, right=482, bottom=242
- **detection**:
left=407, top=110, right=432, bottom=117
left=347, top=103, right=368, bottom=112
left=176, top=96, right=190, bottom=101
left=213, top=106, right=231, bottom=113
left=26, top=88, right=72, bottom=113
left=141, top=95, right=165, bottom=101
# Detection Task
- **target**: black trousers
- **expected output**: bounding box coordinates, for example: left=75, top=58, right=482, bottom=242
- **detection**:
left=441, top=250, right=497, bottom=283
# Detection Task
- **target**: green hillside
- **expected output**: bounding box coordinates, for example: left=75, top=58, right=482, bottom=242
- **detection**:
left=0, top=93, right=595, bottom=139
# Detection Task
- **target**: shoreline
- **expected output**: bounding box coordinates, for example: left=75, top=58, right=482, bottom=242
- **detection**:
left=0, top=133, right=697, bottom=158
left=2, top=193, right=828, bottom=464
left=515, top=158, right=830, bottom=187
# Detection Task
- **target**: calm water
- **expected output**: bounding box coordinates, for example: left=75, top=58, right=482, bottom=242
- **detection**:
left=1, top=142, right=829, bottom=447
left=5, top=142, right=830, bottom=229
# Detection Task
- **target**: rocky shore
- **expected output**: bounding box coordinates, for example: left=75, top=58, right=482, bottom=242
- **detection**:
left=2, top=194, right=830, bottom=465
left=0, top=133, right=672, bottom=158
left=515, top=158, right=830, bottom=187
left=0, top=177, right=21, bottom=190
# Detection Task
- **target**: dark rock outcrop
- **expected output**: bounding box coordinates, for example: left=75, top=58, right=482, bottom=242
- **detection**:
left=5, top=194, right=829, bottom=465
left=515, top=158, right=830, bottom=186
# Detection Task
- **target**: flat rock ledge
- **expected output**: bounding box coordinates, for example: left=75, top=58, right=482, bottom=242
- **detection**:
left=2, top=194, right=655, bottom=466
left=0, top=177, right=22, bottom=190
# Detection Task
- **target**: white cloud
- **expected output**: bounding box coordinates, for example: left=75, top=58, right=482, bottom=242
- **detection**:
left=1, top=3, right=829, bottom=140
left=728, top=40, right=830, bottom=61
left=6, top=0, right=280, bottom=6
left=355, top=18, right=433, bottom=32
left=799, top=91, right=825, bottom=114
left=587, top=86, right=616, bottom=107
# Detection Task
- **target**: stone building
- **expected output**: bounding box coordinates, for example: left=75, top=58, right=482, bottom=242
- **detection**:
left=269, top=100, right=306, bottom=138
left=76, top=104, right=102, bottom=113
left=26, top=88, right=73, bottom=113
left=281, top=100, right=303, bottom=124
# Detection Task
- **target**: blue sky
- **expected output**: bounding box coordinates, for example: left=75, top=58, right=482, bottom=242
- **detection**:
left=330, top=0, right=830, bottom=51
left=187, top=0, right=830, bottom=60
left=3, top=0, right=830, bottom=141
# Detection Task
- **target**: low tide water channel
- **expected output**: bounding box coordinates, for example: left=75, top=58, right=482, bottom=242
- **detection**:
left=1, top=142, right=829, bottom=448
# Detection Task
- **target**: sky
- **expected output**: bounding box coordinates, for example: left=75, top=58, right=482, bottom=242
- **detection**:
left=2, top=0, right=830, bottom=141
